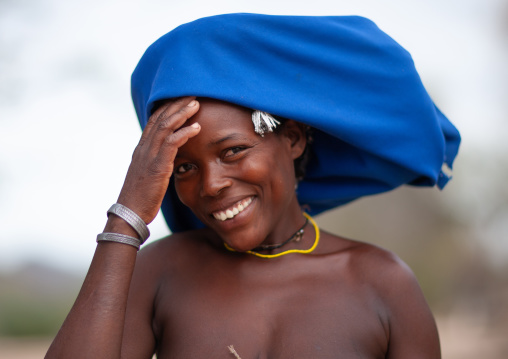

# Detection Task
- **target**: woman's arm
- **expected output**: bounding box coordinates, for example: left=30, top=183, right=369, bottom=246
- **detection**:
left=45, top=219, right=138, bottom=358
left=45, top=97, right=201, bottom=358
left=377, top=253, right=441, bottom=359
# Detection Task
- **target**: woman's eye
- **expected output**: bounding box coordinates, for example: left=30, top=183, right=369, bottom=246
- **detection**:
left=175, top=163, right=195, bottom=174
left=224, top=147, right=245, bottom=158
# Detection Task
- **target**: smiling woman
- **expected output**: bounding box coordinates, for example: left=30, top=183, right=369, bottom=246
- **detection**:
left=45, top=13, right=459, bottom=359
left=173, top=99, right=307, bottom=253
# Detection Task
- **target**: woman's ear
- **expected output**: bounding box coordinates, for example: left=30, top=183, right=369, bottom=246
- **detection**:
left=283, top=120, right=307, bottom=160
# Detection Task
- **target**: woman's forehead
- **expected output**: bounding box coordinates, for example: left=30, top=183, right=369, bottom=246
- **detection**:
left=187, top=98, right=253, bottom=131
left=178, top=110, right=270, bottom=160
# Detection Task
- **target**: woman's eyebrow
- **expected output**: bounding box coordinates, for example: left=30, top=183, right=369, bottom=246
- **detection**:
left=211, top=133, right=248, bottom=146
left=176, top=134, right=251, bottom=158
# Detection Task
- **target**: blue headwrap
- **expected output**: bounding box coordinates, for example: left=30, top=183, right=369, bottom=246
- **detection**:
left=131, top=13, right=460, bottom=233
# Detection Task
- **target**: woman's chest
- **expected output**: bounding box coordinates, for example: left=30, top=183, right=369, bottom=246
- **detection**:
left=152, top=263, right=388, bottom=358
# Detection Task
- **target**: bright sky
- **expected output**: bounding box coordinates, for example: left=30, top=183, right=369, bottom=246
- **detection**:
left=1, top=0, right=507, bottom=272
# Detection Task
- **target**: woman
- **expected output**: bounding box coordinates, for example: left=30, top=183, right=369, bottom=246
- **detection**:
left=46, top=14, right=460, bottom=358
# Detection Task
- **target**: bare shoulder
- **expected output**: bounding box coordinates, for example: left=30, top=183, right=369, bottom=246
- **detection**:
left=322, top=231, right=421, bottom=300
left=349, top=238, right=414, bottom=283
left=325, top=233, right=440, bottom=355
left=132, top=228, right=217, bottom=281
left=138, top=229, right=206, bottom=258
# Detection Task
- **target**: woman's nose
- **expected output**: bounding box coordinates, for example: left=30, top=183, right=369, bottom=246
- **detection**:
left=199, top=163, right=232, bottom=197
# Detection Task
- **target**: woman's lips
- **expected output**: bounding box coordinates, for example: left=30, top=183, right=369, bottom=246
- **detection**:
left=212, top=197, right=253, bottom=221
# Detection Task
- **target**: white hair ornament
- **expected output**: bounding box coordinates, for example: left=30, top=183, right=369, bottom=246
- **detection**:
left=252, top=110, right=281, bottom=136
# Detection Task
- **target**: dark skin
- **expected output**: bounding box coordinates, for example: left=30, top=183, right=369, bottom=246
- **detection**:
left=46, top=98, right=440, bottom=358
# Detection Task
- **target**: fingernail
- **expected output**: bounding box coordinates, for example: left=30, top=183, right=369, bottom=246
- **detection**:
left=187, top=100, right=197, bottom=107
left=191, top=122, right=200, bottom=129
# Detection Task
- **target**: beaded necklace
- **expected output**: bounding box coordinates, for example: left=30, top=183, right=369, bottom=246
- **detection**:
left=223, top=212, right=320, bottom=259
left=251, top=217, right=308, bottom=251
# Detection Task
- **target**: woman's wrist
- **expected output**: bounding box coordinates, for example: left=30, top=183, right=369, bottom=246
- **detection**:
left=107, top=203, right=150, bottom=242
left=103, top=215, right=140, bottom=238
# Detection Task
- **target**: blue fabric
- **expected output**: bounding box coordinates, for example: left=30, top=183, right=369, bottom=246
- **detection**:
left=131, top=13, right=461, bottom=233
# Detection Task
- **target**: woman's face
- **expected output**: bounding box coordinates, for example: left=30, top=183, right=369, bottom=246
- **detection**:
left=173, top=99, right=306, bottom=251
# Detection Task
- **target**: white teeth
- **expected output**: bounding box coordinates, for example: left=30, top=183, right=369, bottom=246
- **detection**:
left=213, top=197, right=253, bottom=221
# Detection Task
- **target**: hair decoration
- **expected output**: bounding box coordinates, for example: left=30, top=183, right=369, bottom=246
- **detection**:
left=252, top=110, right=281, bottom=136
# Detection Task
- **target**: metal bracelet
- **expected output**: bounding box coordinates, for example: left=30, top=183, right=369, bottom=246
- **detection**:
left=96, top=232, right=141, bottom=250
left=107, top=203, right=150, bottom=244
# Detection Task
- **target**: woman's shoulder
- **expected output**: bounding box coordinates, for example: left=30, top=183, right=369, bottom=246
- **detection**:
left=321, top=231, right=419, bottom=293
left=321, top=233, right=427, bottom=321
left=141, top=228, right=210, bottom=251
left=134, top=228, right=219, bottom=274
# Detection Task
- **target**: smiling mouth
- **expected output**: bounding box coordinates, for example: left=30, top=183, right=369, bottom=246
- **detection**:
left=212, top=197, right=253, bottom=222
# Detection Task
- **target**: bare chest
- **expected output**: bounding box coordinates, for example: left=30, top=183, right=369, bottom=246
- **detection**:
left=152, top=256, right=388, bottom=358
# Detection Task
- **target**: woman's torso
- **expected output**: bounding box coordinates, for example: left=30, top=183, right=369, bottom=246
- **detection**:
left=139, top=230, right=391, bottom=359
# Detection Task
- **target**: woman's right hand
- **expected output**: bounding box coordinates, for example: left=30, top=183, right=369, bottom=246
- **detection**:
left=47, top=99, right=201, bottom=359
left=114, top=96, right=201, bottom=225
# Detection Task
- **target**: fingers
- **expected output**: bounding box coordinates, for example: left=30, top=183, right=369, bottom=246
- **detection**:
left=150, top=122, right=201, bottom=175
left=133, top=97, right=201, bottom=177
left=150, top=99, right=199, bottom=150
left=138, top=97, right=198, bottom=147
left=117, top=97, right=201, bottom=223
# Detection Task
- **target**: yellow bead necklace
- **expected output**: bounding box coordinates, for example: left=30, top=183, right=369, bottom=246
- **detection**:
left=223, top=212, right=320, bottom=259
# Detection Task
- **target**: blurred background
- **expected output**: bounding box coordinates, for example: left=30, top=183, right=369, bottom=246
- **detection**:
left=1, top=0, right=507, bottom=357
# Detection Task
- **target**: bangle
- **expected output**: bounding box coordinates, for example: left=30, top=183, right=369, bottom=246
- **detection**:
left=107, top=203, right=150, bottom=244
left=96, top=232, right=141, bottom=250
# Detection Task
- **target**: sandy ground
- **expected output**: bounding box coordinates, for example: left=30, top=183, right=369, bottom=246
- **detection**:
left=0, top=338, right=50, bottom=359
left=1, top=314, right=507, bottom=358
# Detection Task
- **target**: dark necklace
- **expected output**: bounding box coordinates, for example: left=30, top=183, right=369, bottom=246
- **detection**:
left=251, top=217, right=309, bottom=252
